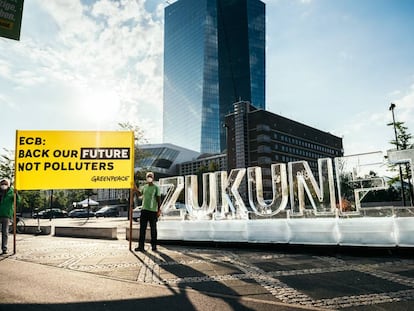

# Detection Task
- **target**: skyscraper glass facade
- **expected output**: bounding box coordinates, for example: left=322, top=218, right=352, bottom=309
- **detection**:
left=163, top=0, right=265, bottom=153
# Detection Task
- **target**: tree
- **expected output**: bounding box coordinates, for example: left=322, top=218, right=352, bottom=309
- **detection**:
left=118, top=122, right=150, bottom=218
left=52, top=190, right=69, bottom=209
left=208, top=161, right=219, bottom=172
left=118, top=122, right=152, bottom=179
left=18, top=191, right=47, bottom=215
left=118, top=122, right=149, bottom=166
left=66, top=190, right=93, bottom=209
left=387, top=121, right=413, bottom=150
left=0, top=148, right=14, bottom=181
left=387, top=120, right=413, bottom=205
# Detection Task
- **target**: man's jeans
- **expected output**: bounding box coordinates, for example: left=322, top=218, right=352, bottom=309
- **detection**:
left=0, top=217, right=10, bottom=252
left=138, top=210, right=158, bottom=249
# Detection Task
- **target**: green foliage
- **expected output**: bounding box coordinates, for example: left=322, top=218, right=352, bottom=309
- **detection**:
left=18, top=191, right=46, bottom=213
left=197, top=164, right=209, bottom=175
left=387, top=121, right=413, bottom=149
left=208, top=161, right=219, bottom=172
left=52, top=190, right=68, bottom=209
left=65, top=190, right=93, bottom=208
left=18, top=189, right=93, bottom=212
left=118, top=122, right=151, bottom=180
left=118, top=122, right=149, bottom=162
left=0, top=148, right=14, bottom=181
left=387, top=120, right=413, bottom=204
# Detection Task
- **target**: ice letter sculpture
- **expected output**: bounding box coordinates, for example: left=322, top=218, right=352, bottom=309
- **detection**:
left=335, top=151, right=387, bottom=214
left=288, top=158, right=336, bottom=216
left=247, top=164, right=288, bottom=217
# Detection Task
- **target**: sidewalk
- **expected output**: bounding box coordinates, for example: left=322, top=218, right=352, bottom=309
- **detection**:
left=1, top=235, right=414, bottom=310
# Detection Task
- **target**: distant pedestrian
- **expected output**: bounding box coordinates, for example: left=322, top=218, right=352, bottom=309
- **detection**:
left=0, top=178, right=16, bottom=254
left=134, top=172, right=161, bottom=252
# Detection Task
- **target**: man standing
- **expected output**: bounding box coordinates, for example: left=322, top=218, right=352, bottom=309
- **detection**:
left=134, top=172, right=161, bottom=252
left=0, top=178, right=15, bottom=254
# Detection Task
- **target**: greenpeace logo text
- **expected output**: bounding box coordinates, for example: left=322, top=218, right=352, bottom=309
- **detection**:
left=91, top=175, right=130, bottom=182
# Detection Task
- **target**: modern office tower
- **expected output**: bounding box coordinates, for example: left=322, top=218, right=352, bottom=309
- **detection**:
left=163, top=0, right=265, bottom=154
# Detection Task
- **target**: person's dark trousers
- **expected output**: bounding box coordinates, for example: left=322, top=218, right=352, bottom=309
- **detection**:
left=138, top=209, right=158, bottom=250
left=1, top=217, right=9, bottom=253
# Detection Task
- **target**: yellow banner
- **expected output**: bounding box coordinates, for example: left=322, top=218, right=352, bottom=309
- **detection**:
left=15, top=130, right=135, bottom=190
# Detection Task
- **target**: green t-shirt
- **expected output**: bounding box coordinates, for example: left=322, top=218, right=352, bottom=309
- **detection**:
left=141, top=184, right=160, bottom=212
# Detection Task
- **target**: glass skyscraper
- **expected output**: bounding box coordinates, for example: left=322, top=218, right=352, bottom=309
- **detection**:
left=163, top=0, right=265, bottom=153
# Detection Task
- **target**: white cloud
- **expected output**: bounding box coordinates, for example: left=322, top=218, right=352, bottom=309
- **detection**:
left=14, top=70, right=46, bottom=86
left=387, top=89, right=401, bottom=97
left=0, top=0, right=164, bottom=148
left=0, top=93, right=18, bottom=110
left=0, top=59, right=11, bottom=78
left=39, top=0, right=98, bottom=45
left=393, top=85, right=414, bottom=125
left=340, top=83, right=414, bottom=156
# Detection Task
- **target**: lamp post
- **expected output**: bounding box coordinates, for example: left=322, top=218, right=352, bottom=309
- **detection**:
left=389, top=103, right=406, bottom=206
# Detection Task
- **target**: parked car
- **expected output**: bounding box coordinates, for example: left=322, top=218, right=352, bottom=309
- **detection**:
left=68, top=209, right=95, bottom=218
left=95, top=206, right=119, bottom=217
left=33, top=208, right=68, bottom=219
left=132, top=206, right=141, bottom=222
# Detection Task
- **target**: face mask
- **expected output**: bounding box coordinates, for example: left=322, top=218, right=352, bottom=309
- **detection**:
left=0, top=185, right=8, bottom=190
left=146, top=177, right=153, bottom=183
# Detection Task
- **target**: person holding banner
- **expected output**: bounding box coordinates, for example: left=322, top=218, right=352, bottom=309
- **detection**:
left=0, top=178, right=16, bottom=254
left=134, top=172, right=161, bottom=252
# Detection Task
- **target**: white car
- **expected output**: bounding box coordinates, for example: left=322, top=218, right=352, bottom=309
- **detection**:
left=132, top=206, right=141, bottom=222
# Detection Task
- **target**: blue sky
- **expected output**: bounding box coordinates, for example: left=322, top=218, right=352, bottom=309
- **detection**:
left=1, top=0, right=413, bottom=156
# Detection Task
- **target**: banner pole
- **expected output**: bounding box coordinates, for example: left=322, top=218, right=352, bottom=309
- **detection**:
left=13, top=130, right=18, bottom=254
left=129, top=131, right=135, bottom=251
left=13, top=189, right=17, bottom=254
left=129, top=187, right=133, bottom=251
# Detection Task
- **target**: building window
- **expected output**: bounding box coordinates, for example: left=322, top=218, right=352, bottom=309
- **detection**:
left=258, top=145, right=271, bottom=153
left=258, top=156, right=271, bottom=165
left=257, top=134, right=271, bottom=142
left=257, top=124, right=270, bottom=131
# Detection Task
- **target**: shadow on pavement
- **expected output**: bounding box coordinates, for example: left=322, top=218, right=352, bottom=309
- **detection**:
left=152, top=249, right=255, bottom=311
left=2, top=296, right=214, bottom=311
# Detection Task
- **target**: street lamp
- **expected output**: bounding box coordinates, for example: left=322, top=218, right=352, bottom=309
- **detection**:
left=389, top=103, right=406, bottom=206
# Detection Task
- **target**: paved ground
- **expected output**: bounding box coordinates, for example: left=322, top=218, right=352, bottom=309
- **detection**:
left=21, top=216, right=134, bottom=232
left=1, top=229, right=414, bottom=311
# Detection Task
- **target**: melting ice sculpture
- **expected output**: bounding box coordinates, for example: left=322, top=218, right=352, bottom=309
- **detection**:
left=288, top=158, right=336, bottom=217
left=335, top=151, right=388, bottom=214
left=159, top=149, right=414, bottom=220
left=247, top=164, right=288, bottom=217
